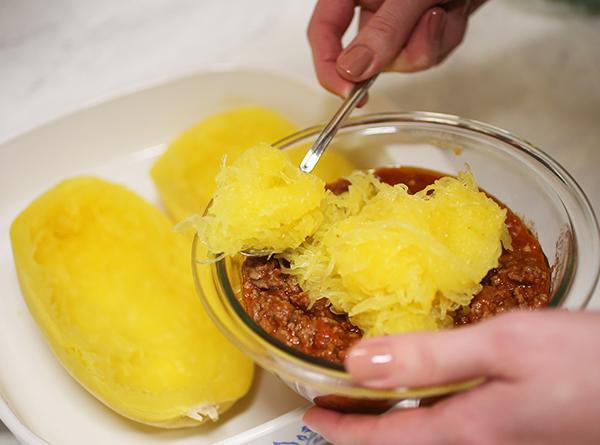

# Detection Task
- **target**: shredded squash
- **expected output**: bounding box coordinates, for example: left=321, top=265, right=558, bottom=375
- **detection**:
left=190, top=143, right=326, bottom=256
left=195, top=145, right=510, bottom=335
left=283, top=171, right=510, bottom=336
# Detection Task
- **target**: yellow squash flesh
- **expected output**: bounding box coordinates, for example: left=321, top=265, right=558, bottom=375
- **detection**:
left=151, top=106, right=354, bottom=222
left=285, top=171, right=510, bottom=336
left=10, top=177, right=253, bottom=428
left=190, top=143, right=326, bottom=256
left=192, top=139, right=510, bottom=335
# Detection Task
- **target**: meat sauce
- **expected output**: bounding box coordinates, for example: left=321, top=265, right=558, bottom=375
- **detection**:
left=241, top=167, right=551, bottom=364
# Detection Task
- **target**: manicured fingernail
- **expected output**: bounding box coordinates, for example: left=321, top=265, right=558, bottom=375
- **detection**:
left=346, top=341, right=395, bottom=383
left=337, top=45, right=374, bottom=79
left=428, top=8, right=447, bottom=44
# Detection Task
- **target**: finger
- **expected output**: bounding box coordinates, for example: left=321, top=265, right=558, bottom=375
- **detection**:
left=388, top=0, right=485, bottom=72
left=307, top=0, right=357, bottom=97
left=386, top=6, right=448, bottom=73
left=336, top=0, right=444, bottom=81
left=357, top=92, right=369, bottom=108
left=353, top=6, right=378, bottom=107
left=358, top=4, right=376, bottom=29
left=437, top=0, right=472, bottom=61
left=345, top=319, right=508, bottom=389
left=433, top=0, right=488, bottom=63
left=304, top=405, right=451, bottom=445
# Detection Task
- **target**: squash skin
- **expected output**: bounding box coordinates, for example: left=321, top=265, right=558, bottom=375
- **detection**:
left=10, top=177, right=254, bottom=428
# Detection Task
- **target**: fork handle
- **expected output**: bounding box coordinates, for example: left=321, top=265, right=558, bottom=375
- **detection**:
left=300, top=75, right=378, bottom=173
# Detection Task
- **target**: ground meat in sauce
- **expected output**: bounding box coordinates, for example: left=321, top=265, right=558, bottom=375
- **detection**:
left=241, top=257, right=362, bottom=363
left=454, top=211, right=550, bottom=325
left=241, top=167, right=551, bottom=364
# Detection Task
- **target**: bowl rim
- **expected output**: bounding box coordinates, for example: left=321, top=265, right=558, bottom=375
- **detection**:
left=193, top=111, right=600, bottom=398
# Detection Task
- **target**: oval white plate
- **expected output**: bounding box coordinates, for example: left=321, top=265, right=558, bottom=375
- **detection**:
left=0, top=69, right=351, bottom=445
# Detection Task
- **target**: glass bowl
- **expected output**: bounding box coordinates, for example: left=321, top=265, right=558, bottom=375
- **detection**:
left=192, top=112, right=600, bottom=412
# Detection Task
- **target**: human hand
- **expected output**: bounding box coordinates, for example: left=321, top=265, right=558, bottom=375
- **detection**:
left=304, top=310, right=600, bottom=445
left=307, top=0, right=488, bottom=98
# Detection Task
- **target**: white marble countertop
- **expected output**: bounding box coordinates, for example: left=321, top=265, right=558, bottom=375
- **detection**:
left=1, top=0, right=599, bottom=443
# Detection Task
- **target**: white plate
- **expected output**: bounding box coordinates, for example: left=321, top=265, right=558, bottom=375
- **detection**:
left=0, top=70, right=352, bottom=445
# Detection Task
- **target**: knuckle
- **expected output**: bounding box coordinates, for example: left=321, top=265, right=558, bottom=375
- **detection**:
left=306, top=24, right=314, bottom=41
left=306, top=22, right=321, bottom=43
left=367, top=13, right=397, bottom=41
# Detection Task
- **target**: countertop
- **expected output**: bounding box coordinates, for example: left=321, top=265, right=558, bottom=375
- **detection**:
left=1, top=0, right=599, bottom=443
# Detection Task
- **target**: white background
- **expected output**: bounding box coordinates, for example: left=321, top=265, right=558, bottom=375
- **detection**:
left=1, top=0, right=599, bottom=442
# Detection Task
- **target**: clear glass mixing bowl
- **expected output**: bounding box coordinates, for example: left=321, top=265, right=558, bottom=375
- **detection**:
left=192, top=112, right=600, bottom=412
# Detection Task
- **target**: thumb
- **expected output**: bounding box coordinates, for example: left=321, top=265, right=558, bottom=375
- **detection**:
left=336, top=0, right=440, bottom=81
left=345, top=318, right=508, bottom=389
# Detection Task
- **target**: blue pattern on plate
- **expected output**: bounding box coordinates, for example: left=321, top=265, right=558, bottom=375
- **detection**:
left=273, top=425, right=325, bottom=445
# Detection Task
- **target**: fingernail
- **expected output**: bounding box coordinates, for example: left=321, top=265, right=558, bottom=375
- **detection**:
left=346, top=341, right=395, bottom=383
left=428, top=8, right=447, bottom=44
left=337, top=45, right=374, bottom=79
